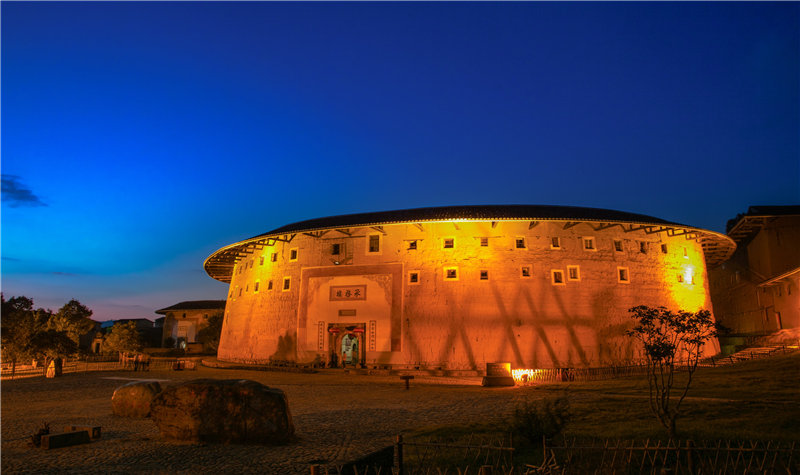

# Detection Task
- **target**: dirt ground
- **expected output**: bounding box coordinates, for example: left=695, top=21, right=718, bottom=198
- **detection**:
left=1, top=366, right=530, bottom=474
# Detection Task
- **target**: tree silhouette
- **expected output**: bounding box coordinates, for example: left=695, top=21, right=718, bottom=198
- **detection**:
left=2, top=295, right=94, bottom=378
left=103, top=321, right=143, bottom=355
left=48, top=299, right=95, bottom=344
left=1, top=294, right=51, bottom=377
left=197, top=312, right=224, bottom=351
left=626, top=305, right=718, bottom=438
left=30, top=330, right=78, bottom=376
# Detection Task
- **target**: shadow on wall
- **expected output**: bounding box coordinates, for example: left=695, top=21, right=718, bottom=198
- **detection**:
left=270, top=333, right=296, bottom=362
left=592, top=288, right=637, bottom=363
left=413, top=282, right=641, bottom=370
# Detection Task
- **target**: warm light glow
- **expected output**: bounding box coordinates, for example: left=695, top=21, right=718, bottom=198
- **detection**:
left=684, top=266, right=694, bottom=285
left=512, top=368, right=543, bottom=384
left=665, top=245, right=706, bottom=312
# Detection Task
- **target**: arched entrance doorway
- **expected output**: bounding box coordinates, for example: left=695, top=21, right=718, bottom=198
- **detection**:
left=328, top=323, right=366, bottom=368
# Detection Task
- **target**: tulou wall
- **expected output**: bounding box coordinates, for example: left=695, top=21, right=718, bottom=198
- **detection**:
left=216, top=219, right=714, bottom=369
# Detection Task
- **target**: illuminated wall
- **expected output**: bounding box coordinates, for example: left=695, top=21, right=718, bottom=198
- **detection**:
left=216, top=219, right=717, bottom=369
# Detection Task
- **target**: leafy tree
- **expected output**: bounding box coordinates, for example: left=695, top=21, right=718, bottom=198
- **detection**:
left=103, top=321, right=143, bottom=355
left=196, top=312, right=224, bottom=351
left=1, top=294, right=51, bottom=376
left=626, top=305, right=718, bottom=438
left=29, top=329, right=78, bottom=375
left=48, top=299, right=95, bottom=345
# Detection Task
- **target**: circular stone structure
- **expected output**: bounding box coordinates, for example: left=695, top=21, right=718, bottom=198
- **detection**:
left=204, top=205, right=735, bottom=370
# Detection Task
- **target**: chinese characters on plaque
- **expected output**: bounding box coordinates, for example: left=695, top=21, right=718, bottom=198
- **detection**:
left=329, top=285, right=367, bottom=301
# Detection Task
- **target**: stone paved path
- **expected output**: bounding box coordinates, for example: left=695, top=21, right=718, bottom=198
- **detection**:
left=2, top=367, right=535, bottom=474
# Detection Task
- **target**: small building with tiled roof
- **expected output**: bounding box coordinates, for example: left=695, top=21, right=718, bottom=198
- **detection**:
left=204, top=205, right=735, bottom=369
left=156, top=300, right=226, bottom=348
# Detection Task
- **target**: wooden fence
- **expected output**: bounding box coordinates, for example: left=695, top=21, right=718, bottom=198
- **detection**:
left=309, top=435, right=797, bottom=474
left=0, top=355, right=198, bottom=380
left=310, top=433, right=516, bottom=475
left=513, top=343, right=795, bottom=386
left=536, top=437, right=798, bottom=474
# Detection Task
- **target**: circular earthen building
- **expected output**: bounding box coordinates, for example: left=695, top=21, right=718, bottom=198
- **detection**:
left=204, top=205, right=735, bottom=370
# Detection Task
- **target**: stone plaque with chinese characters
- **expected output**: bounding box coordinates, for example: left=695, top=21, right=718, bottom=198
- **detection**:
left=329, top=285, right=367, bottom=301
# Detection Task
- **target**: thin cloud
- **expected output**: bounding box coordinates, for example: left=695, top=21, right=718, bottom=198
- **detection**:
left=51, top=271, right=78, bottom=276
left=2, top=175, right=47, bottom=207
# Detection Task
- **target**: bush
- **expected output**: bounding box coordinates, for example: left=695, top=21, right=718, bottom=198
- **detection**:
left=510, top=396, right=570, bottom=443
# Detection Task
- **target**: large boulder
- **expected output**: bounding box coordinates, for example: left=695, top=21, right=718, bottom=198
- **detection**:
left=150, top=379, right=294, bottom=444
left=111, top=381, right=163, bottom=418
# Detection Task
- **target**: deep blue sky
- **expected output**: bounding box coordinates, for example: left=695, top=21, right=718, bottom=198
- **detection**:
left=2, top=2, right=798, bottom=321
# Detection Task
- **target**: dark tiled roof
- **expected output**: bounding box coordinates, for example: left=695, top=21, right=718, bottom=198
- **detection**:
left=744, top=205, right=800, bottom=216
left=251, top=205, right=685, bottom=239
left=205, top=204, right=737, bottom=283
left=726, top=205, right=800, bottom=237
left=155, top=300, right=226, bottom=314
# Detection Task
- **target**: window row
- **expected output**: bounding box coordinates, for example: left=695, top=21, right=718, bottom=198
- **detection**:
left=230, top=277, right=292, bottom=297
left=407, top=266, right=637, bottom=284
left=230, top=265, right=696, bottom=298
left=234, top=237, right=691, bottom=275
left=237, top=251, right=295, bottom=274
left=404, top=236, right=687, bottom=255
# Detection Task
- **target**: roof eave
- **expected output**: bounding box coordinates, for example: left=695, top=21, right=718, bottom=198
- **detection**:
left=204, top=217, right=736, bottom=283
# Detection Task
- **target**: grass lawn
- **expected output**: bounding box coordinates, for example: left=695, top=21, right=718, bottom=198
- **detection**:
left=406, top=353, right=800, bottom=468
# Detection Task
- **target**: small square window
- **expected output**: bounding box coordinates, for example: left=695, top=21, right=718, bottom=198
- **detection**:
left=271, top=253, right=278, bottom=262
left=639, top=242, right=647, bottom=254
left=332, top=244, right=341, bottom=255
left=551, top=237, right=561, bottom=249
left=409, top=272, right=419, bottom=284
left=408, top=240, right=417, bottom=250
left=259, top=256, right=265, bottom=265
left=614, top=240, right=623, bottom=252
left=661, top=244, right=668, bottom=254
left=443, top=238, right=455, bottom=249
left=551, top=269, right=565, bottom=285
left=290, top=248, right=298, bottom=261
left=521, top=266, right=531, bottom=278
left=267, top=280, right=273, bottom=290
left=618, top=267, right=630, bottom=283
left=444, top=267, right=458, bottom=280
left=480, top=270, right=489, bottom=280
left=368, top=235, right=381, bottom=253
left=583, top=237, right=596, bottom=251
left=515, top=238, right=526, bottom=249
left=480, top=237, right=489, bottom=247
left=254, top=281, right=260, bottom=293
left=283, top=277, right=291, bottom=291
left=567, top=265, right=580, bottom=281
